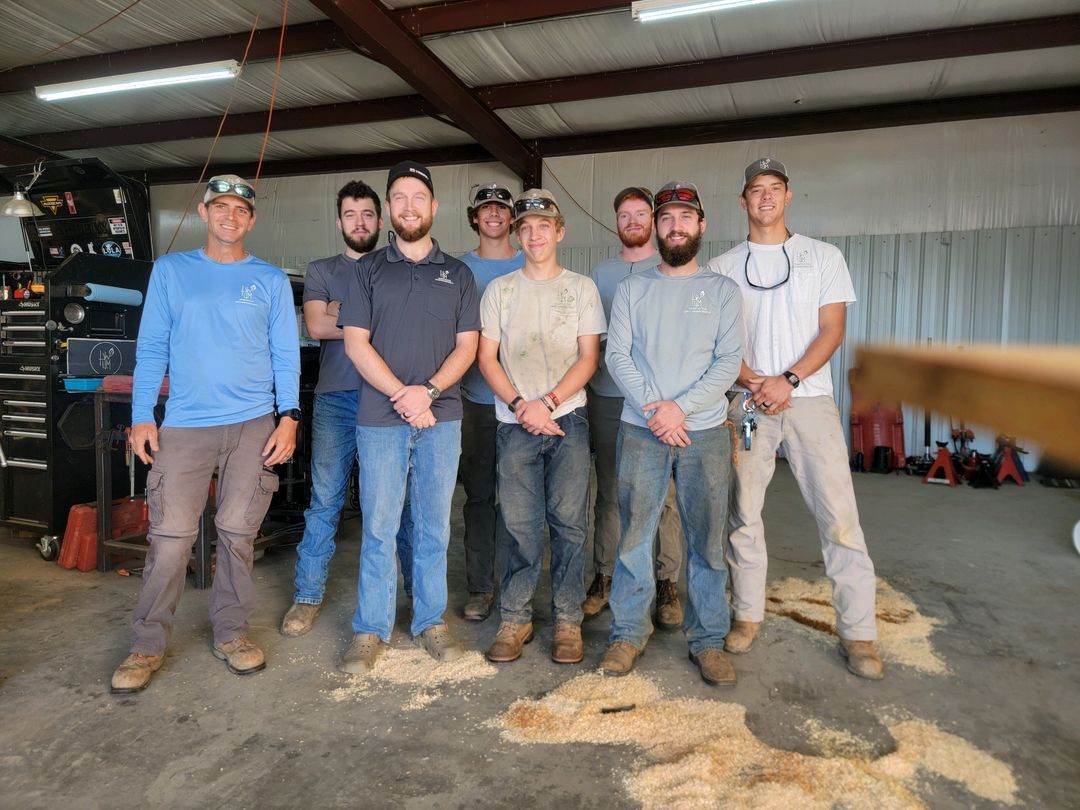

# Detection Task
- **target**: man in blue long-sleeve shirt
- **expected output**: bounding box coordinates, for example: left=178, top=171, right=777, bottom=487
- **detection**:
left=111, top=174, right=301, bottom=694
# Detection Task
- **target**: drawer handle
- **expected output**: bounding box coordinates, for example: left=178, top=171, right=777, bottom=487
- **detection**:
left=2, top=400, right=45, bottom=407
left=6, top=459, right=47, bottom=470
left=4, top=429, right=47, bottom=438
left=2, top=415, right=46, bottom=423
left=0, top=373, right=46, bottom=380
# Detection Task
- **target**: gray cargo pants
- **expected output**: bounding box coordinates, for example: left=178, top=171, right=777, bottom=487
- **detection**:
left=130, top=414, right=278, bottom=655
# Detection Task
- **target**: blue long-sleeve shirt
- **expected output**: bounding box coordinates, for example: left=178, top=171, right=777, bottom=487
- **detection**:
left=132, top=248, right=300, bottom=427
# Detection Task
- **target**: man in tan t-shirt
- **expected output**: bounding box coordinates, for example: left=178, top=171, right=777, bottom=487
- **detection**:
left=478, top=189, right=606, bottom=666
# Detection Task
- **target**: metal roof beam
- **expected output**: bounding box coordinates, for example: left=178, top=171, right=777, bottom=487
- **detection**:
left=309, top=0, right=540, bottom=185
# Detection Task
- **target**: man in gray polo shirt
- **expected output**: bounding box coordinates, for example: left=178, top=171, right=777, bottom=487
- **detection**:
left=585, top=186, right=683, bottom=629
left=338, top=161, right=480, bottom=672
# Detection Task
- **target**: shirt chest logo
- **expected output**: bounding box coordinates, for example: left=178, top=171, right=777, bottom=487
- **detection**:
left=236, top=283, right=259, bottom=305
left=684, top=290, right=710, bottom=314
left=435, top=268, right=454, bottom=285
left=794, top=249, right=812, bottom=268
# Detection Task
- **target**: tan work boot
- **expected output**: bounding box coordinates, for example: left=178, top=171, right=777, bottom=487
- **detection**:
left=340, top=633, right=386, bottom=674
left=110, top=652, right=164, bottom=694
left=486, top=621, right=534, bottom=663
left=839, top=638, right=885, bottom=680
left=418, top=624, right=464, bottom=663
left=600, top=641, right=641, bottom=677
left=582, top=572, right=612, bottom=618
left=551, top=623, right=584, bottom=664
left=655, top=579, right=683, bottom=631
left=280, top=602, right=321, bottom=637
left=463, top=592, right=495, bottom=622
left=724, top=620, right=762, bottom=654
left=689, top=648, right=737, bottom=688
left=212, top=637, right=266, bottom=675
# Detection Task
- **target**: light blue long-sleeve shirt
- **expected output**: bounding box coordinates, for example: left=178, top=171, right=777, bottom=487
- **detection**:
left=132, top=249, right=300, bottom=427
left=605, top=266, right=743, bottom=431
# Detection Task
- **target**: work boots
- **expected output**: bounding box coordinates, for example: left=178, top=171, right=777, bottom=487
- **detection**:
left=486, top=621, right=534, bottom=662
left=689, top=648, right=737, bottom=688
left=582, top=572, right=612, bottom=617
left=551, top=624, right=584, bottom=664
left=280, top=602, right=321, bottom=637
left=463, top=592, right=495, bottom=622
left=655, top=579, right=683, bottom=630
left=110, top=652, right=164, bottom=694
left=839, top=638, right=885, bottom=680
left=724, top=620, right=762, bottom=654
left=600, top=641, right=641, bottom=677
left=212, top=637, right=266, bottom=675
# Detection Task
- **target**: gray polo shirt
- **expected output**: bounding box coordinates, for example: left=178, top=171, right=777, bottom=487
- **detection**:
left=303, top=253, right=362, bottom=395
left=586, top=253, right=661, bottom=398
left=339, top=237, right=480, bottom=427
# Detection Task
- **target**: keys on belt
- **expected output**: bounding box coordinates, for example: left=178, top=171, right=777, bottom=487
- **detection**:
left=741, top=392, right=757, bottom=451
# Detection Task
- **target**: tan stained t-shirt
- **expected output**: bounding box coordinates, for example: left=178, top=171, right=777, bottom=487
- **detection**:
left=480, top=268, right=607, bottom=424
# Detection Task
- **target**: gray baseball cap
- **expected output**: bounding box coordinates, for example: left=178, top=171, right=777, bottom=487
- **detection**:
left=742, top=158, right=789, bottom=190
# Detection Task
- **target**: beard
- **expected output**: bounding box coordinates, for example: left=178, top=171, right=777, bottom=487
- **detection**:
left=391, top=212, right=433, bottom=243
left=342, top=227, right=379, bottom=254
left=618, top=222, right=652, bottom=249
left=658, top=230, right=702, bottom=267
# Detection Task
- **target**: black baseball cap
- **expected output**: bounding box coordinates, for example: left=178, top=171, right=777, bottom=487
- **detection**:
left=386, top=160, right=434, bottom=195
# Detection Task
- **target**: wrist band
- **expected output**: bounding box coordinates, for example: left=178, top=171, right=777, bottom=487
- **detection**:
left=541, top=396, right=555, bottom=413
left=509, top=396, right=523, bottom=413
left=546, top=390, right=561, bottom=408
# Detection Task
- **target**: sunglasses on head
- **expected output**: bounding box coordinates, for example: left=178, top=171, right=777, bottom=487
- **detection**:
left=473, top=186, right=513, bottom=205
left=514, top=196, right=558, bottom=216
left=653, top=185, right=700, bottom=209
left=207, top=179, right=256, bottom=200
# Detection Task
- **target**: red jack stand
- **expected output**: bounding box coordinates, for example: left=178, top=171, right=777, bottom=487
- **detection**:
left=924, top=446, right=958, bottom=486
left=996, top=447, right=1025, bottom=486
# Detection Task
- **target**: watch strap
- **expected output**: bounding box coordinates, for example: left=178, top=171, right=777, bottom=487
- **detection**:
left=782, top=371, right=800, bottom=389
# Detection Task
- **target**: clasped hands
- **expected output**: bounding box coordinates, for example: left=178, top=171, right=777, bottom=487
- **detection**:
left=643, top=400, right=691, bottom=447
left=390, top=385, right=437, bottom=429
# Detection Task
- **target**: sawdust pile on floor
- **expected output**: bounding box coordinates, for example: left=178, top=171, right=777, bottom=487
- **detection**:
left=764, top=577, right=947, bottom=674
left=500, top=673, right=1017, bottom=809
left=326, top=648, right=496, bottom=710
left=802, top=717, right=877, bottom=760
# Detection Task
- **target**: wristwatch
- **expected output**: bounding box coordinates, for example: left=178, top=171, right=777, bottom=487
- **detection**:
left=782, top=371, right=801, bottom=389
left=509, top=395, right=524, bottom=413
left=424, top=381, right=441, bottom=401
left=279, top=408, right=302, bottom=421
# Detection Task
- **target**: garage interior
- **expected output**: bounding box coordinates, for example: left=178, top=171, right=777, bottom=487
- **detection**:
left=0, top=1, right=1078, bottom=808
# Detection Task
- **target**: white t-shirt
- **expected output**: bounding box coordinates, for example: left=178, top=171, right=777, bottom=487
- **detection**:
left=706, top=233, right=855, bottom=398
left=480, top=268, right=607, bottom=424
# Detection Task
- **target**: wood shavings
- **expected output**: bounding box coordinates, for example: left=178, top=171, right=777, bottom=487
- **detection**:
left=325, top=648, right=496, bottom=710
left=765, top=577, right=948, bottom=674
left=499, top=672, right=1018, bottom=809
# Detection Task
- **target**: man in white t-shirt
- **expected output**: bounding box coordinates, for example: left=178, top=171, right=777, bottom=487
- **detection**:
left=706, top=158, right=883, bottom=680
left=478, top=189, right=606, bottom=666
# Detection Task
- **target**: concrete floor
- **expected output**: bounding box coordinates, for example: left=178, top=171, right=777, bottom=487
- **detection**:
left=0, top=464, right=1077, bottom=809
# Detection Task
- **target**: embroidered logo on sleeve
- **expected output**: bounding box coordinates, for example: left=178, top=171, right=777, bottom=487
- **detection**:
left=236, top=283, right=259, bottom=305
left=685, top=290, right=711, bottom=314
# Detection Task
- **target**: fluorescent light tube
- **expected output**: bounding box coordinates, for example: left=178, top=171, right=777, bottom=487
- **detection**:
left=36, top=59, right=241, bottom=101
left=632, top=0, right=780, bottom=22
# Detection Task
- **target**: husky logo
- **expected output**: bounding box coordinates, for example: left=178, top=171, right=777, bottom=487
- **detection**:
left=434, top=268, right=454, bottom=285
left=684, top=290, right=710, bottom=314
left=236, top=283, right=258, bottom=305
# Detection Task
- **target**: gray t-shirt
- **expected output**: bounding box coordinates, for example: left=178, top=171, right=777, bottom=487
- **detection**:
left=303, top=253, right=362, bottom=395
left=587, top=253, right=661, bottom=398
left=339, top=238, right=481, bottom=427
left=606, top=267, right=744, bottom=431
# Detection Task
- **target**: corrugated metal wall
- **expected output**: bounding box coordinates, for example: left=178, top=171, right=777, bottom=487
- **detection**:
left=559, top=224, right=1080, bottom=464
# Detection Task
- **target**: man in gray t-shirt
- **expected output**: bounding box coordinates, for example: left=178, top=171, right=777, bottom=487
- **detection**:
left=584, top=187, right=683, bottom=630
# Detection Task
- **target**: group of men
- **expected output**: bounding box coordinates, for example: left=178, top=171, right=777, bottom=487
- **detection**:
left=110, top=156, right=883, bottom=695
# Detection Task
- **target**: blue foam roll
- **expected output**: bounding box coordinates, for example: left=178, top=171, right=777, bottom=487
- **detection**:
left=83, top=283, right=143, bottom=307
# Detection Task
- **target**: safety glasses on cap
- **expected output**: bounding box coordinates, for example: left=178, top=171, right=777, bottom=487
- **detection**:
left=207, top=178, right=256, bottom=200
left=653, top=183, right=701, bottom=210
left=513, top=196, right=558, bottom=217
left=472, top=185, right=513, bottom=206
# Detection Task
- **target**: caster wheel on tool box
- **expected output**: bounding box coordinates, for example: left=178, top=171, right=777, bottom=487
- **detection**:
left=37, top=535, right=60, bottom=562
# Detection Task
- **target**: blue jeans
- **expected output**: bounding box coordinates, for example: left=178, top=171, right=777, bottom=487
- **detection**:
left=608, top=422, right=733, bottom=655
left=353, top=420, right=461, bottom=640
left=496, top=409, right=590, bottom=626
left=293, top=391, right=359, bottom=605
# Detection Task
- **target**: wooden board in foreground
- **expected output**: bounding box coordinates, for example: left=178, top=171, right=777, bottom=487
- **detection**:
left=854, top=344, right=1080, bottom=463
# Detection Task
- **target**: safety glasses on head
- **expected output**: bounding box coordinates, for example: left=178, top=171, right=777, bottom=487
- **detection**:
left=513, top=196, right=558, bottom=217
left=207, top=178, right=256, bottom=200
left=472, top=185, right=514, bottom=206
left=653, top=184, right=701, bottom=210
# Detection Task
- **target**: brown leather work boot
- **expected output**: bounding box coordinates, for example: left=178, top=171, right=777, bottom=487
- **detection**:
left=281, top=602, right=321, bottom=637
left=724, top=620, right=762, bottom=654
left=655, top=579, right=683, bottom=631
left=486, top=621, right=534, bottom=663
left=582, top=572, right=612, bottom=617
left=110, top=652, right=164, bottom=694
left=551, top=623, right=584, bottom=664
left=600, top=641, right=641, bottom=677
left=463, top=592, right=495, bottom=622
left=839, top=638, right=885, bottom=680
left=212, top=637, right=266, bottom=675
left=689, top=648, right=737, bottom=688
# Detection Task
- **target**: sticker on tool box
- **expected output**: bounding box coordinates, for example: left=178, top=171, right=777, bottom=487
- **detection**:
left=102, top=241, right=122, bottom=258
left=122, top=241, right=132, bottom=255
left=37, top=226, right=52, bottom=237
left=49, top=247, right=64, bottom=258
left=108, top=217, right=127, bottom=235
left=113, top=188, right=123, bottom=204
left=39, top=195, right=63, bottom=215
left=64, top=192, right=77, bottom=214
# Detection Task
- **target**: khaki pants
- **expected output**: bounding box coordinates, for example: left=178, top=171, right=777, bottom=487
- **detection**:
left=726, top=395, right=877, bottom=640
left=130, top=414, right=278, bottom=655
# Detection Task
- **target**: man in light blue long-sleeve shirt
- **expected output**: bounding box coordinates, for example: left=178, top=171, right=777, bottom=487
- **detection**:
left=111, top=174, right=300, bottom=695
left=600, top=181, right=744, bottom=688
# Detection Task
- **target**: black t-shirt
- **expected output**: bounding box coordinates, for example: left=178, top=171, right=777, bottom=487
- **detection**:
left=338, top=237, right=480, bottom=426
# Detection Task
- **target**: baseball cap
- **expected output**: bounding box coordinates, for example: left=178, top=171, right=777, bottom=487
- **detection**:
left=386, top=160, right=434, bottom=195
left=742, top=157, right=789, bottom=190
left=470, top=181, right=514, bottom=210
left=613, top=186, right=653, bottom=213
left=513, top=188, right=560, bottom=222
left=653, top=181, right=704, bottom=217
left=203, top=174, right=255, bottom=210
